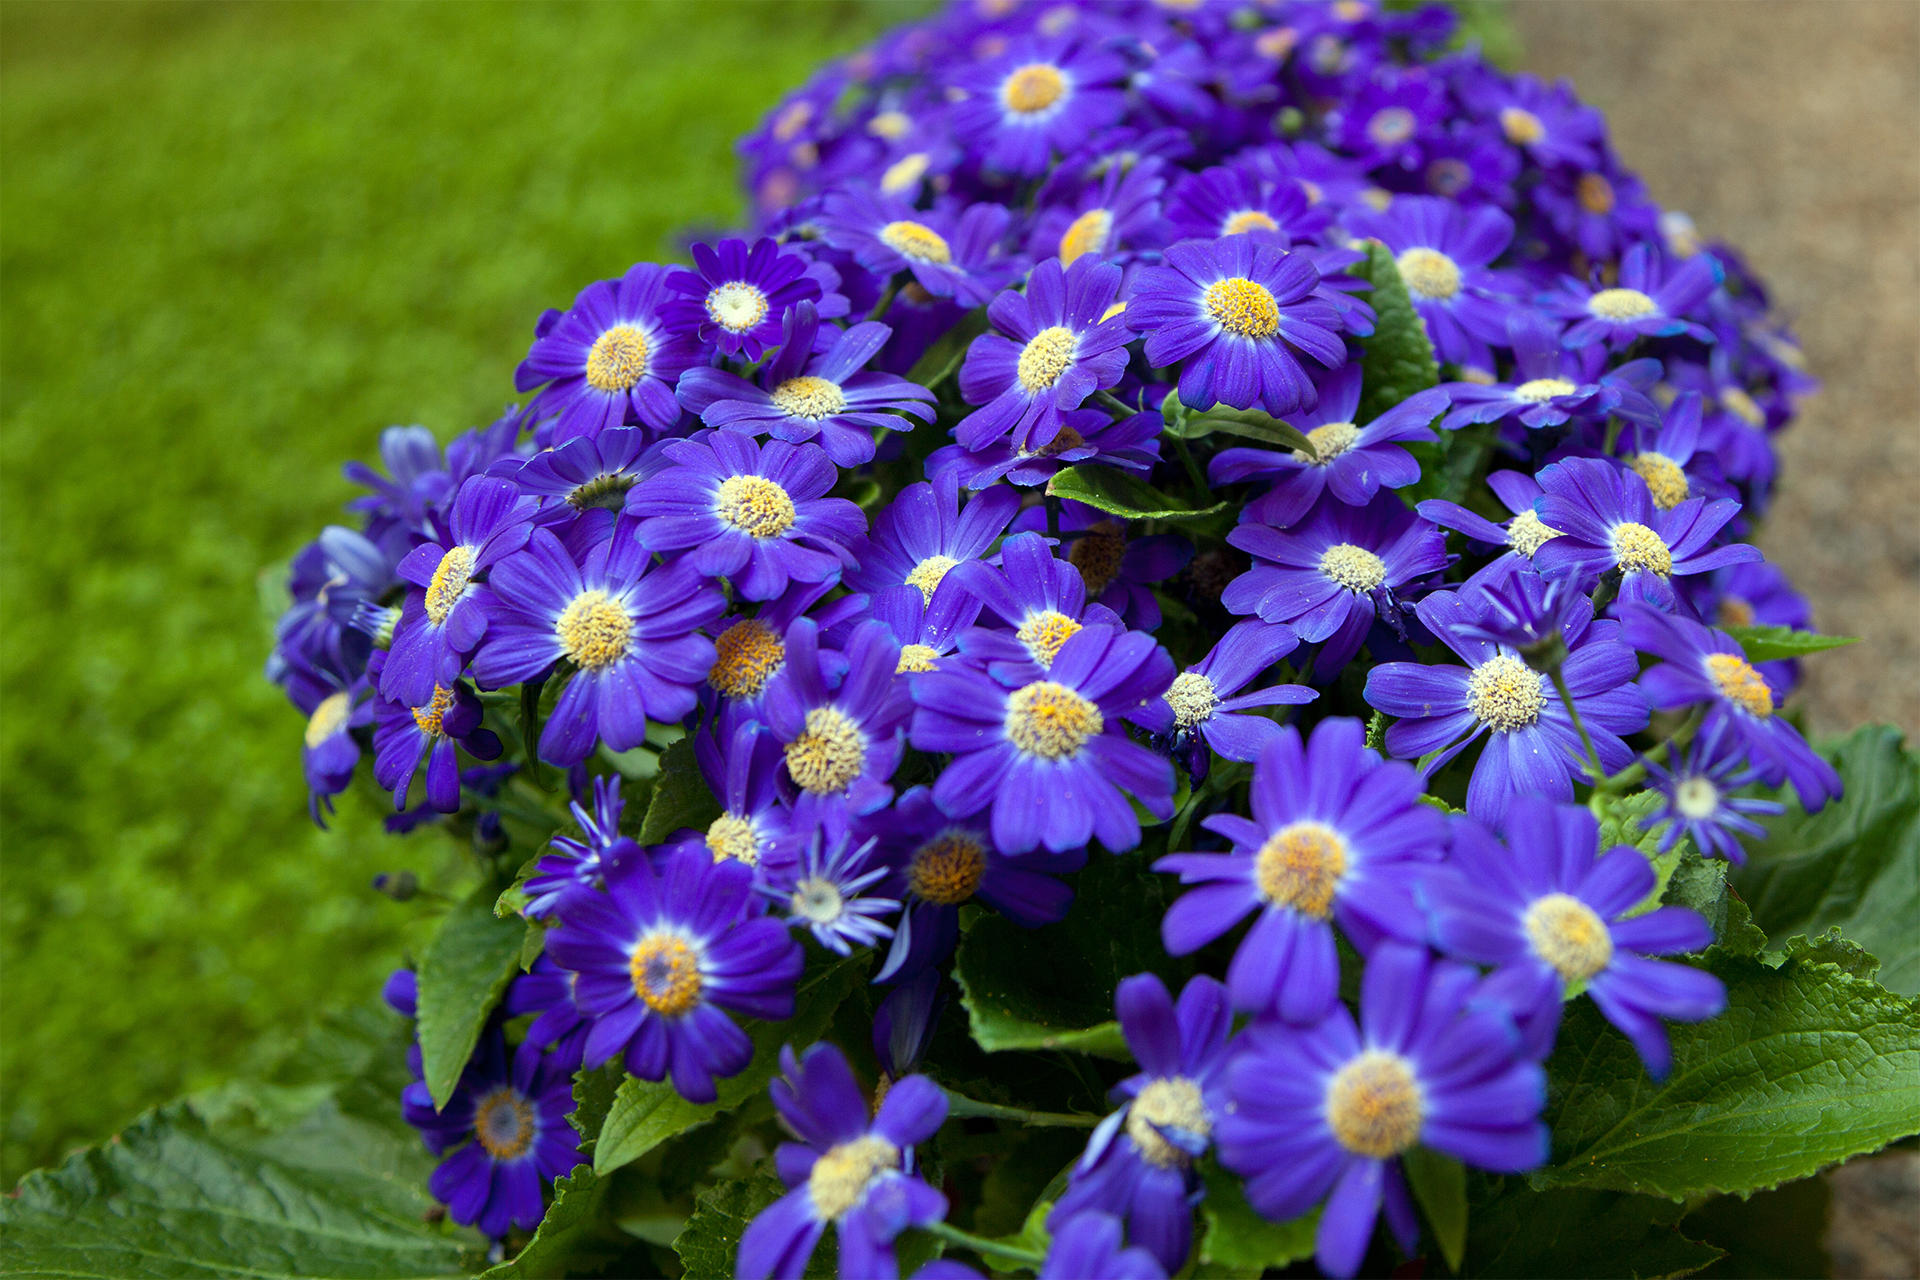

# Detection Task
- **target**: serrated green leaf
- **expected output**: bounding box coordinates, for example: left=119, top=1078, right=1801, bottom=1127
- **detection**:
left=1465, top=1178, right=1724, bottom=1278
left=594, top=955, right=866, bottom=1175
left=673, top=1172, right=839, bottom=1280
left=639, top=736, right=721, bottom=845
left=0, top=1103, right=480, bottom=1279
left=478, top=1167, right=620, bottom=1280
left=1198, top=1160, right=1318, bottom=1275
left=1721, top=624, right=1860, bottom=663
left=1404, top=1147, right=1467, bottom=1273
left=1661, top=853, right=1767, bottom=957
left=1731, top=724, right=1920, bottom=995
left=569, top=1060, right=625, bottom=1158
left=1353, top=240, right=1440, bottom=424
left=1539, top=942, right=1920, bottom=1198
left=418, top=880, right=527, bottom=1110
left=1044, top=464, right=1230, bottom=523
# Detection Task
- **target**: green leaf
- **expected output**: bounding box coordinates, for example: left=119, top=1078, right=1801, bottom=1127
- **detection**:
left=638, top=735, right=721, bottom=845
left=1172, top=403, right=1320, bottom=456
left=1538, top=941, right=1920, bottom=1198
left=905, top=306, right=990, bottom=391
left=594, top=955, right=866, bottom=1175
left=672, top=1172, right=837, bottom=1280
left=1661, top=853, right=1767, bottom=958
left=569, top=1060, right=625, bottom=1159
left=0, top=1103, right=480, bottom=1279
left=1465, top=1179, right=1724, bottom=1278
left=1720, top=624, right=1860, bottom=663
left=1404, top=1147, right=1467, bottom=1273
left=978, top=1198, right=1054, bottom=1276
left=1044, top=464, right=1229, bottom=523
left=1731, top=724, right=1920, bottom=995
left=418, top=879, right=527, bottom=1110
left=1198, top=1160, right=1318, bottom=1276
left=1353, top=240, right=1440, bottom=424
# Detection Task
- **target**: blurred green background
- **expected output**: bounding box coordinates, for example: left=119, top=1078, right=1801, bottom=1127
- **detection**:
left=0, top=0, right=904, bottom=1183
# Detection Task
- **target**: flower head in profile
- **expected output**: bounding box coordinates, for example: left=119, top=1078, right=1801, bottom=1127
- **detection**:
left=1435, top=311, right=1661, bottom=433
left=817, top=191, right=1016, bottom=306
left=1542, top=242, right=1720, bottom=351
left=662, top=236, right=823, bottom=360
left=282, top=652, right=371, bottom=827
left=1137, top=620, right=1314, bottom=778
left=515, top=262, right=703, bottom=441
left=846, top=470, right=1020, bottom=604
left=369, top=668, right=502, bottom=814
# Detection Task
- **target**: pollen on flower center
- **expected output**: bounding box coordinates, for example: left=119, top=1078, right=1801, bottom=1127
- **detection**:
left=1674, top=775, right=1722, bottom=821
left=305, top=691, right=353, bottom=747
left=412, top=684, right=457, bottom=737
left=1204, top=277, right=1282, bottom=339
left=1577, top=172, right=1616, bottom=215
left=706, top=812, right=760, bottom=865
left=556, top=590, right=632, bottom=670
left=808, top=1135, right=900, bottom=1221
left=1059, top=207, right=1115, bottom=264
left=881, top=152, right=931, bottom=195
left=568, top=471, right=638, bottom=510
left=1514, top=377, right=1577, bottom=403
left=425, top=545, right=477, bottom=625
left=1254, top=821, right=1347, bottom=918
left=1506, top=509, right=1562, bottom=557
left=868, top=109, right=912, bottom=140
left=1326, top=1051, right=1424, bottom=1158
left=706, top=281, right=770, bottom=333
left=585, top=324, right=650, bottom=392
left=1164, top=671, right=1219, bottom=730
left=905, top=554, right=959, bottom=602
left=1396, top=247, right=1463, bottom=300
left=710, top=619, right=786, bottom=699
left=630, top=933, right=703, bottom=1017
left=1016, top=325, right=1080, bottom=392
left=1500, top=105, right=1545, bottom=145
left=1319, top=542, right=1387, bottom=592
left=1589, top=287, right=1658, bottom=321
left=1466, top=654, right=1547, bottom=731
left=1016, top=609, right=1082, bottom=668
left=473, top=1087, right=536, bottom=1160
left=880, top=219, right=953, bottom=264
left=1630, top=452, right=1690, bottom=509
left=786, top=706, right=867, bottom=794
left=790, top=877, right=845, bottom=924
left=1068, top=523, right=1126, bottom=597
left=1001, top=62, right=1067, bottom=115
left=1223, top=209, right=1281, bottom=236
left=1611, top=521, right=1674, bottom=575
left=1005, top=680, right=1103, bottom=760
left=771, top=375, right=847, bottom=420
left=1524, top=892, right=1615, bottom=982
left=1704, top=652, right=1775, bottom=717
left=715, top=474, right=798, bottom=538
left=1295, top=421, right=1360, bottom=465
left=1368, top=106, right=1416, bottom=145
left=1125, top=1076, right=1210, bottom=1168
left=1720, top=386, right=1766, bottom=427
left=909, top=830, right=988, bottom=904
left=896, top=644, right=939, bottom=674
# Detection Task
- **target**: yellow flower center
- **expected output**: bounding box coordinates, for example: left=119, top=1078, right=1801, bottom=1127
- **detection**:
left=1368, top=106, right=1416, bottom=145
left=867, top=110, right=912, bottom=140
left=1577, top=172, right=1616, bottom=215
left=1589, top=287, right=1658, bottom=321
left=1630, top=452, right=1690, bottom=510
left=1674, top=775, right=1722, bottom=820
left=1319, top=542, right=1387, bottom=592
left=715, top=474, right=798, bottom=539
left=881, top=153, right=930, bottom=196
left=1001, top=62, right=1067, bottom=115
left=1466, top=654, right=1547, bottom=732
left=556, top=590, right=631, bottom=670
left=1125, top=1076, right=1210, bottom=1168
left=1223, top=209, right=1281, bottom=237
left=1513, top=377, right=1577, bottom=403
left=1016, top=325, right=1079, bottom=392
left=1059, top=208, right=1114, bottom=265
left=906, top=554, right=959, bottom=603
left=1068, top=522, right=1126, bottom=597
left=1524, top=893, right=1615, bottom=981
left=1163, top=671, right=1219, bottom=730
left=305, top=691, right=353, bottom=747
left=909, top=830, right=988, bottom=904
left=1098, top=301, right=1127, bottom=323
left=1254, top=821, right=1347, bottom=919
left=1611, top=521, right=1673, bottom=576
left=1717, top=597, right=1756, bottom=629
left=425, top=545, right=477, bottom=625
left=1397, top=247, right=1462, bottom=301
left=1506, top=509, right=1562, bottom=557
left=1205, top=277, right=1282, bottom=339
left=1005, top=680, right=1103, bottom=760
left=710, top=619, right=786, bottom=699
left=1500, top=106, right=1545, bottom=145
left=411, top=685, right=457, bottom=737
left=880, top=220, right=952, bottom=265
left=1296, top=421, right=1360, bottom=465
left=1016, top=609, right=1083, bottom=668
left=1705, top=652, right=1774, bottom=717
left=785, top=706, right=867, bottom=794
left=896, top=644, right=939, bottom=674
left=705, top=812, right=760, bottom=865
left=568, top=472, right=636, bottom=510
left=768, top=375, right=847, bottom=422
left=1721, top=387, right=1766, bottom=427
left=1326, top=1051, right=1424, bottom=1158
left=473, top=1087, right=536, bottom=1160
left=585, top=324, right=650, bottom=392
left=706, top=281, right=770, bottom=334
left=630, top=933, right=703, bottom=1017
left=1255, top=27, right=1298, bottom=60
left=809, top=1135, right=900, bottom=1221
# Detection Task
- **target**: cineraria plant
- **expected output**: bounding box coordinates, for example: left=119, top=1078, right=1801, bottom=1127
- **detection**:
left=10, top=3, right=1917, bottom=1279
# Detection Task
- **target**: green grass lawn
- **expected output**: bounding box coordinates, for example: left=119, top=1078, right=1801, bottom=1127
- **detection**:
left=0, top=0, right=904, bottom=1183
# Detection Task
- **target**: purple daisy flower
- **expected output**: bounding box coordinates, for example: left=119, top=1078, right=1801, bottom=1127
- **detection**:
left=956, top=255, right=1133, bottom=451
left=1467, top=71, right=1605, bottom=171
left=1136, top=619, right=1315, bottom=776
left=704, top=581, right=839, bottom=725
left=522, top=774, right=633, bottom=919
left=544, top=843, right=802, bottom=1104
left=272, top=525, right=393, bottom=680
left=1209, top=367, right=1446, bottom=527
left=1127, top=236, right=1347, bottom=417
left=1426, top=799, right=1727, bottom=1078
left=761, top=826, right=899, bottom=956
left=628, top=434, right=865, bottom=602
left=1337, top=72, right=1447, bottom=169
left=1155, top=718, right=1445, bottom=1022
left=761, top=618, right=913, bottom=823
left=1542, top=242, right=1721, bottom=351
left=1434, top=311, right=1661, bottom=432
left=676, top=303, right=936, bottom=468
left=508, top=427, right=660, bottom=523
left=369, top=671, right=502, bottom=814
left=1027, top=161, right=1170, bottom=267
left=503, top=956, right=592, bottom=1074
left=514, top=262, right=703, bottom=442
left=1620, top=604, right=1842, bottom=809
left=910, top=623, right=1175, bottom=856
left=382, top=476, right=538, bottom=707
left=281, top=652, right=371, bottom=827
left=944, top=531, right=1119, bottom=679
left=1009, top=502, right=1193, bottom=629
left=1642, top=721, right=1786, bottom=864
left=846, top=470, right=1020, bottom=604
left=737, top=1042, right=948, bottom=1280
left=927, top=405, right=1162, bottom=490
left=869, top=581, right=982, bottom=677
left=1615, top=390, right=1732, bottom=512
left=1364, top=589, right=1649, bottom=825
left=401, top=1036, right=582, bottom=1240
left=661, top=237, right=823, bottom=361
left=1347, top=195, right=1518, bottom=368
left=1417, top=468, right=1564, bottom=586
left=474, top=519, right=726, bottom=766
left=660, top=719, right=798, bottom=875
left=1165, top=161, right=1329, bottom=246
left=1222, top=495, right=1448, bottom=680
left=817, top=190, right=1015, bottom=307
left=1040, top=1213, right=1166, bottom=1280
left=1050, top=974, right=1232, bottom=1272
left=1531, top=456, right=1759, bottom=612
left=949, top=39, right=1128, bottom=177
left=1216, top=944, right=1548, bottom=1279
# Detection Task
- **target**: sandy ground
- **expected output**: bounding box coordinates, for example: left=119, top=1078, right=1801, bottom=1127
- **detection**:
left=1512, top=4, right=1920, bottom=1274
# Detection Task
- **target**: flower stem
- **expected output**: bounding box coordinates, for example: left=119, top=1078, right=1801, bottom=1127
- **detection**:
left=1549, top=664, right=1608, bottom=789
left=1094, top=388, right=1136, bottom=419
left=867, top=274, right=903, bottom=324
left=941, top=1089, right=1101, bottom=1128
left=1170, top=434, right=1208, bottom=498
left=923, top=1220, right=1047, bottom=1266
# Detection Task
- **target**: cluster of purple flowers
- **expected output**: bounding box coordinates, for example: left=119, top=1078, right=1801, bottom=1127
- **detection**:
left=264, top=0, right=1846, bottom=1272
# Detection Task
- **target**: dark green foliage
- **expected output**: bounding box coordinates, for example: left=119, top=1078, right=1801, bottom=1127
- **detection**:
left=418, top=879, right=526, bottom=1108
left=1721, top=624, right=1860, bottom=662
